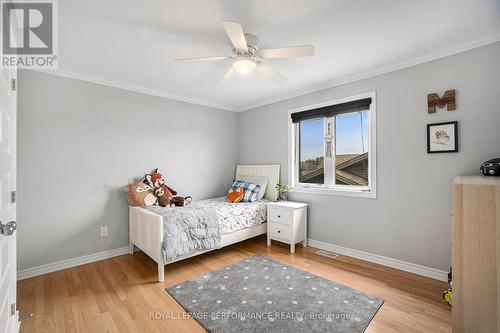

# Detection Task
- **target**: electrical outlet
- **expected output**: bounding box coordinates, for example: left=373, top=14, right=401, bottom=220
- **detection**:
left=100, top=226, right=108, bottom=237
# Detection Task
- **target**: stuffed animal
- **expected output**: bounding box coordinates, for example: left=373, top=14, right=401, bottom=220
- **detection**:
left=227, top=185, right=244, bottom=203
left=154, top=187, right=174, bottom=208
left=123, top=182, right=157, bottom=207
left=171, top=196, right=192, bottom=207
left=145, top=168, right=176, bottom=198
left=144, top=168, right=192, bottom=207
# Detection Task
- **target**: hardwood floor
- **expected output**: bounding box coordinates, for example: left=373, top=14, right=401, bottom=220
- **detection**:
left=17, top=236, right=451, bottom=333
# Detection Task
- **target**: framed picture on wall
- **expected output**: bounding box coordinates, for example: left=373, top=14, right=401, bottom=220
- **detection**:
left=427, top=121, right=458, bottom=153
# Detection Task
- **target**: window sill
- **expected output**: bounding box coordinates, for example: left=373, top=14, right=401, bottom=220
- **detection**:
left=291, top=186, right=377, bottom=199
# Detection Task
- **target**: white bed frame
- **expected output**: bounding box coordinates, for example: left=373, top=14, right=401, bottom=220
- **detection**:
left=129, top=164, right=280, bottom=282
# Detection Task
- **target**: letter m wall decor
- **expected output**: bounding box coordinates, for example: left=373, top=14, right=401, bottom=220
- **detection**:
left=427, top=90, right=456, bottom=113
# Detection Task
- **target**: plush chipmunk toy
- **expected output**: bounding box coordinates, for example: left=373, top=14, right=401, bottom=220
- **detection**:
left=123, top=182, right=157, bottom=207
left=153, top=187, right=174, bottom=208
left=144, top=169, right=192, bottom=207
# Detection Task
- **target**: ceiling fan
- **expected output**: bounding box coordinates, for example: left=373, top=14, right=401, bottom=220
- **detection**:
left=175, top=21, right=315, bottom=86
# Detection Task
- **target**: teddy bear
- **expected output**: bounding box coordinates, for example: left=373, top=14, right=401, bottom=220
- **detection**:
left=123, top=182, right=157, bottom=207
left=144, top=168, right=192, bottom=207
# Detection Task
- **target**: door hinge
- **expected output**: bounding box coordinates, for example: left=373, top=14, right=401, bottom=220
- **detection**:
left=10, top=78, right=16, bottom=91
left=11, top=191, right=15, bottom=203
left=10, top=303, right=15, bottom=316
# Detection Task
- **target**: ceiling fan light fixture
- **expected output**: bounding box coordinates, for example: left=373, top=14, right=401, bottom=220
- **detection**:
left=232, top=59, right=256, bottom=75
left=177, top=21, right=314, bottom=86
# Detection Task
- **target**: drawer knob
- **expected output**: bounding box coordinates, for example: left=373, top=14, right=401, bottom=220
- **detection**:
left=278, top=230, right=280, bottom=233
left=277, top=215, right=281, bottom=218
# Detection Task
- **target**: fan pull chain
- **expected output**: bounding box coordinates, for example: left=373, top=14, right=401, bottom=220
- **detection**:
left=325, top=122, right=334, bottom=158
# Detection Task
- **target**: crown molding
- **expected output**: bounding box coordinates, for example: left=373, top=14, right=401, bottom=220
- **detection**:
left=31, top=68, right=238, bottom=112
left=30, top=31, right=500, bottom=113
left=236, top=31, right=500, bottom=112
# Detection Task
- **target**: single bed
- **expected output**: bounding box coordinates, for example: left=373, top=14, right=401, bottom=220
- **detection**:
left=128, top=164, right=280, bottom=282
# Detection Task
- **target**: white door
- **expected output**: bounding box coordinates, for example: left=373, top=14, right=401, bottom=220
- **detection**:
left=0, top=68, right=17, bottom=333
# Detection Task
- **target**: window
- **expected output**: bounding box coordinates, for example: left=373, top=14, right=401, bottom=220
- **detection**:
left=289, top=92, right=376, bottom=198
left=299, top=118, right=324, bottom=184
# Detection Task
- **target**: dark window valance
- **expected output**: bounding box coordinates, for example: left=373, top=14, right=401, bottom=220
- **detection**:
left=291, top=98, right=372, bottom=123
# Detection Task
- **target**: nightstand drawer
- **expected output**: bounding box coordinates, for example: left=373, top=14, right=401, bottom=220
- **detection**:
left=270, top=223, right=290, bottom=240
left=269, top=208, right=292, bottom=225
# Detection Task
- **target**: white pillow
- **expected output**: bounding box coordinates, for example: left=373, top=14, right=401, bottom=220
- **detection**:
left=235, top=176, right=269, bottom=201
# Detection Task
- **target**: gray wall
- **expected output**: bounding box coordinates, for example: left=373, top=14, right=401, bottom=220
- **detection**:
left=18, top=42, right=500, bottom=272
left=17, top=71, right=238, bottom=270
left=238, top=42, right=500, bottom=271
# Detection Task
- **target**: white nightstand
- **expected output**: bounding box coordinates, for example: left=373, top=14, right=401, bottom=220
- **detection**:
left=266, top=201, right=308, bottom=253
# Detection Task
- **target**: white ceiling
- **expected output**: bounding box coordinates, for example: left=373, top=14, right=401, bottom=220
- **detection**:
left=57, top=0, right=500, bottom=111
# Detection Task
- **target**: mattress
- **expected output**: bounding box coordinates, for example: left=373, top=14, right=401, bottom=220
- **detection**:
left=187, top=196, right=268, bottom=234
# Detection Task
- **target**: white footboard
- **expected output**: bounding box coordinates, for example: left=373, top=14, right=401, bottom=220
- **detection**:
left=129, top=207, right=165, bottom=281
left=129, top=206, right=268, bottom=283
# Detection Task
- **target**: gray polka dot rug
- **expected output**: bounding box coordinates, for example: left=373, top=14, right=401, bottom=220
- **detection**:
left=166, top=254, right=383, bottom=332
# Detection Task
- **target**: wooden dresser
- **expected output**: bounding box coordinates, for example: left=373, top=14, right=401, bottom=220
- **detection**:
left=452, top=175, right=500, bottom=333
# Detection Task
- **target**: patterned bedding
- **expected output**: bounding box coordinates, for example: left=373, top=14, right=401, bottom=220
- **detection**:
left=145, top=197, right=268, bottom=263
left=189, top=197, right=268, bottom=234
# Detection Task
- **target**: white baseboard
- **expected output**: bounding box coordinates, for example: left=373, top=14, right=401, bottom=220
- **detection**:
left=17, top=246, right=129, bottom=280
left=17, top=241, right=448, bottom=282
left=308, top=239, right=448, bottom=282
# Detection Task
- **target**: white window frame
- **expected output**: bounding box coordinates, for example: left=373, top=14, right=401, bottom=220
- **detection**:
left=288, top=91, right=377, bottom=199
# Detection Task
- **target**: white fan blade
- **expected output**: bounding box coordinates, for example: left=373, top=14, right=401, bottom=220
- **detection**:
left=216, top=67, right=235, bottom=87
left=259, top=45, right=314, bottom=59
left=256, top=62, right=288, bottom=85
left=175, top=56, right=230, bottom=61
left=221, top=21, right=248, bottom=52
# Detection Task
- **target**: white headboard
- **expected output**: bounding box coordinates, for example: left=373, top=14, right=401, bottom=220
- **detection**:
left=235, top=164, right=280, bottom=201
